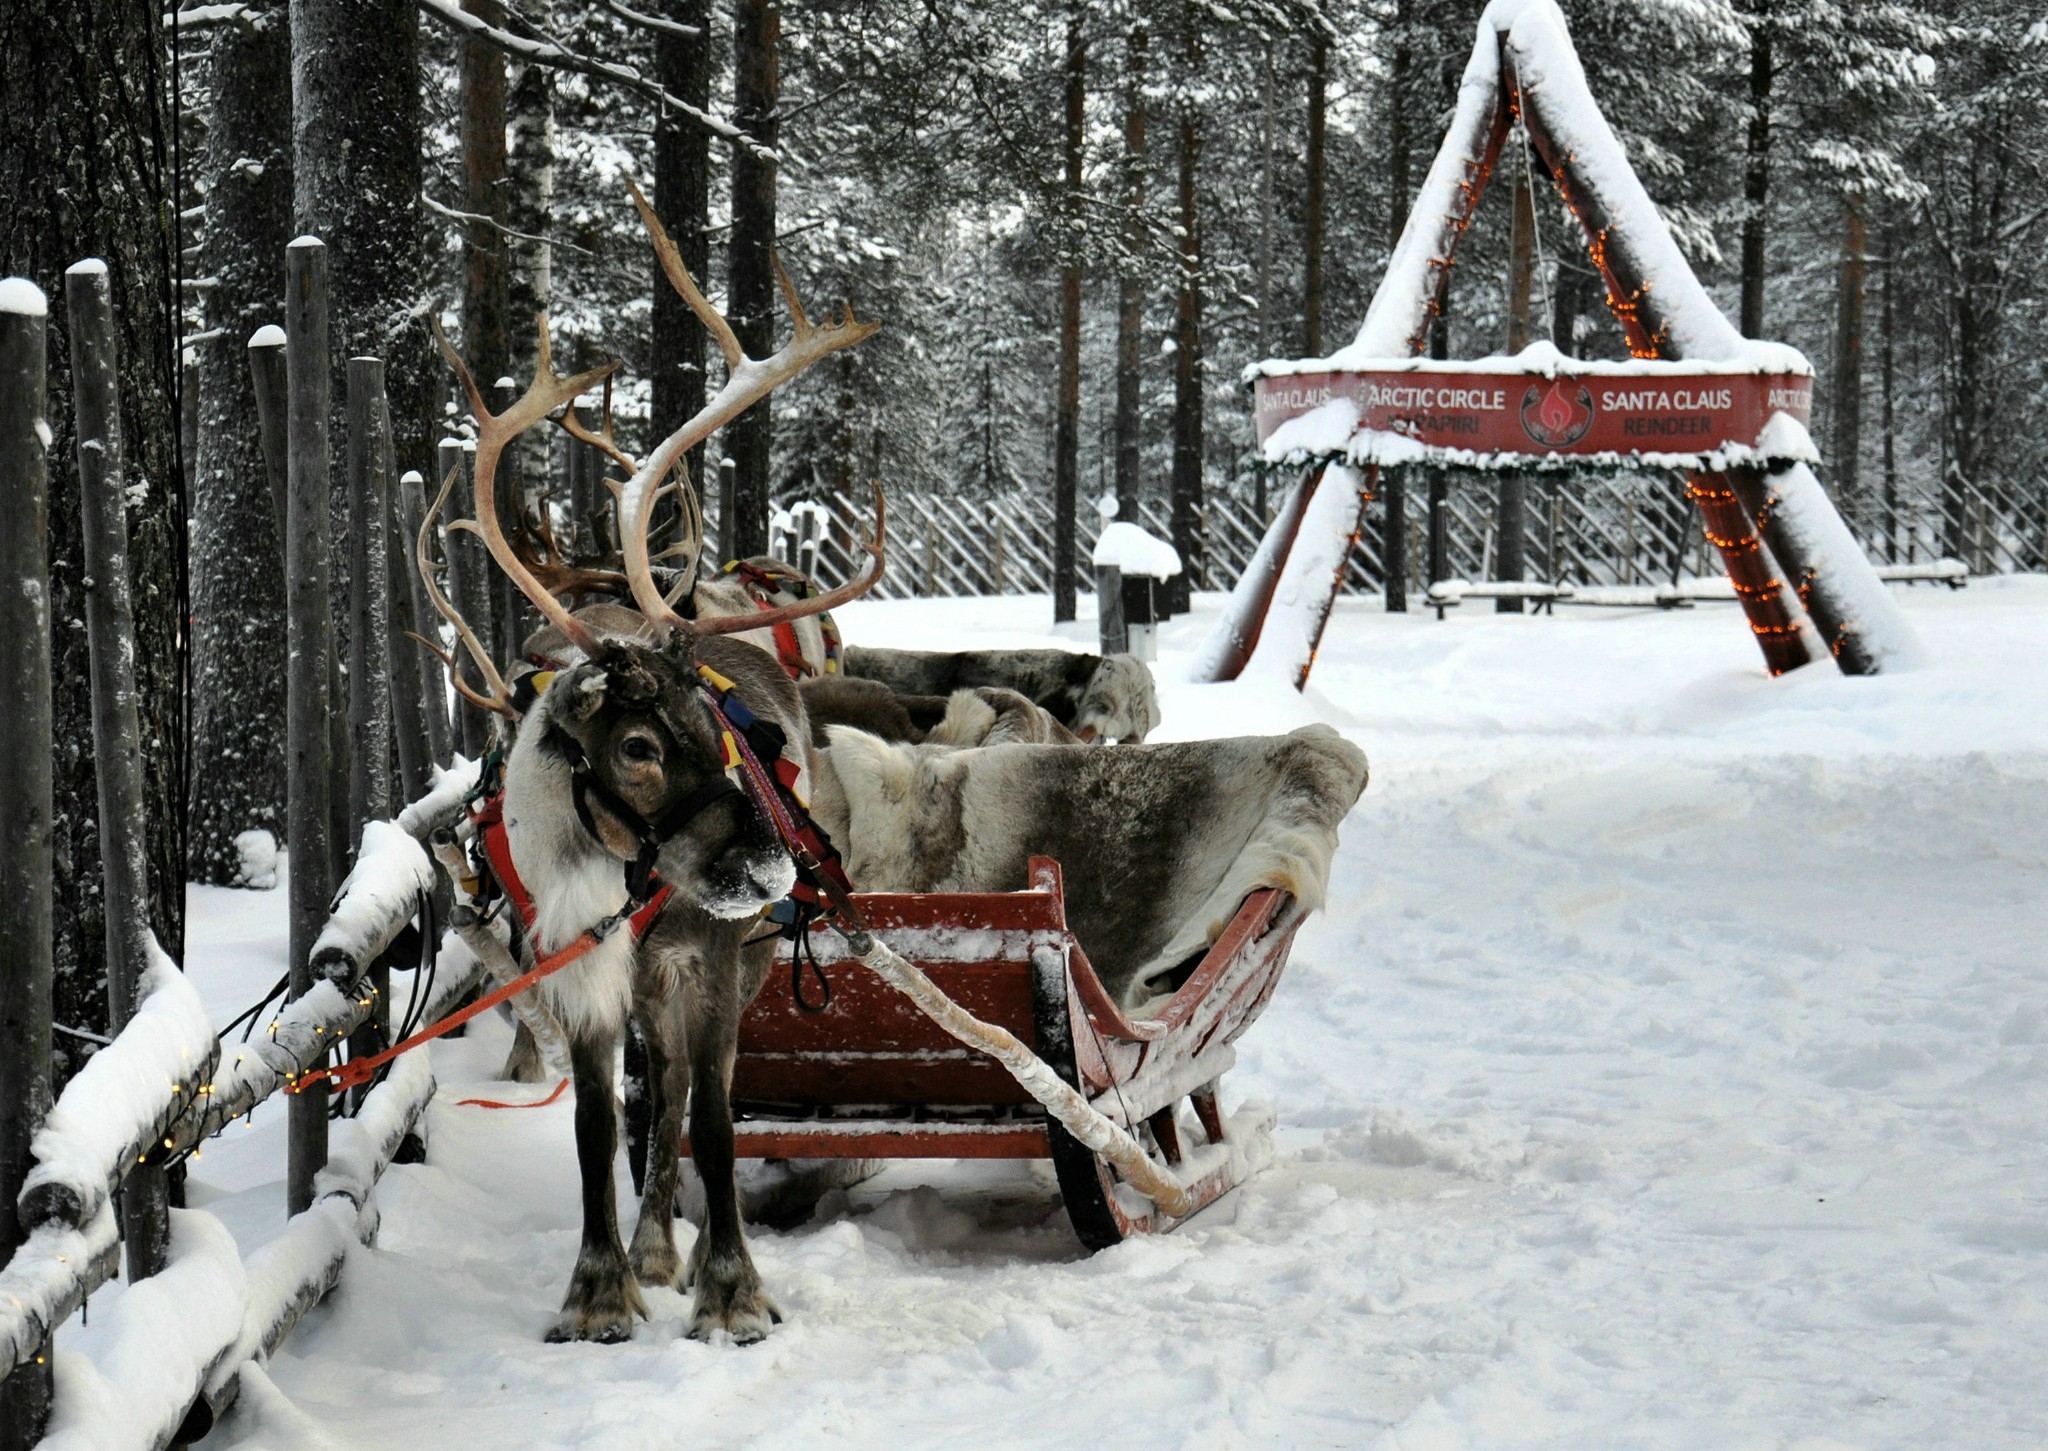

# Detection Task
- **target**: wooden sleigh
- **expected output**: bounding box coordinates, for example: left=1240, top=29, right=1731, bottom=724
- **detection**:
left=680, top=857, right=1304, bottom=1249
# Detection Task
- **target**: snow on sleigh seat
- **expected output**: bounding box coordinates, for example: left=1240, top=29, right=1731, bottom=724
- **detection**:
left=685, top=726, right=1368, bottom=1248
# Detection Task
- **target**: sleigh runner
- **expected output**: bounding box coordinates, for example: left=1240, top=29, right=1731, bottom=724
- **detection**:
left=678, top=858, right=1299, bottom=1247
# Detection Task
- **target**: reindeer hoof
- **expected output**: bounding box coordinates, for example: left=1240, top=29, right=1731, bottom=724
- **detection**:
left=686, top=1279, right=782, bottom=1345
left=629, top=1238, right=684, bottom=1291
left=548, top=1251, right=648, bottom=1343
left=546, top=1307, right=637, bottom=1344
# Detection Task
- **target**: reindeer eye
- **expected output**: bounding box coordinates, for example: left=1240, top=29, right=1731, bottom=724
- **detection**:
left=621, top=736, right=661, bottom=764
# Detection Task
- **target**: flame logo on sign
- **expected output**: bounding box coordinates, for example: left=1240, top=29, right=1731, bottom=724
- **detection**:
left=1521, top=379, right=1595, bottom=448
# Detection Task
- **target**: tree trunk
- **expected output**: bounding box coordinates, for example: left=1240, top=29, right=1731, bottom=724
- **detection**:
left=507, top=0, right=555, bottom=504
left=1052, top=7, right=1083, bottom=623
left=1113, top=19, right=1146, bottom=512
left=1740, top=3, right=1773, bottom=338
left=728, top=0, right=780, bottom=559
left=190, top=1, right=292, bottom=886
left=1831, top=194, right=1866, bottom=500
left=460, top=0, right=510, bottom=390
left=654, top=0, right=714, bottom=506
left=1256, top=39, right=1275, bottom=360
left=292, top=0, right=430, bottom=685
left=0, top=0, right=186, bottom=1078
left=1881, top=220, right=1898, bottom=562
left=1168, top=9, right=1204, bottom=615
left=1304, top=29, right=1327, bottom=355
left=1387, top=0, right=1410, bottom=257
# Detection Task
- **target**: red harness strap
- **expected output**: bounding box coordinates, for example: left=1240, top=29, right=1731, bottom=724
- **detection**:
left=471, top=792, right=672, bottom=948
left=291, top=791, right=674, bottom=1098
left=728, top=560, right=822, bottom=681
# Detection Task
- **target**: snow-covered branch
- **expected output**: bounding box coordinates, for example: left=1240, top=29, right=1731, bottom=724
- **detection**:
left=424, top=193, right=596, bottom=259
left=415, top=0, right=764, bottom=157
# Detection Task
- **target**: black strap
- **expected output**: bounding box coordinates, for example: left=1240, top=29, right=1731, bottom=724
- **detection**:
left=547, top=724, right=751, bottom=902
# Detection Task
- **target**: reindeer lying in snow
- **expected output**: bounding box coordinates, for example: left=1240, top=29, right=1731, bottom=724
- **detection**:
left=416, top=183, right=884, bottom=1344
left=842, top=645, right=1160, bottom=743
left=797, top=675, right=1081, bottom=748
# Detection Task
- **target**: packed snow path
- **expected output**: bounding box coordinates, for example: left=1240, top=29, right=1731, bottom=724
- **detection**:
left=124, top=581, right=2048, bottom=1448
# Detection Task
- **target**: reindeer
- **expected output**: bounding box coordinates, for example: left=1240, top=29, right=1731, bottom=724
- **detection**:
left=416, top=186, right=885, bottom=1344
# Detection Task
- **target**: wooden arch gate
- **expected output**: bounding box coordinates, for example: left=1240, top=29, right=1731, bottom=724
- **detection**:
left=1201, top=0, right=1917, bottom=685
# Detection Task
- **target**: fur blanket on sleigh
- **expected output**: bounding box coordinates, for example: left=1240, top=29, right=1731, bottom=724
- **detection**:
left=812, top=725, right=1369, bottom=1008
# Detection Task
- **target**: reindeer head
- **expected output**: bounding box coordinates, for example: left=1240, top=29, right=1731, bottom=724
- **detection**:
left=536, top=639, right=795, bottom=918
left=415, top=181, right=885, bottom=915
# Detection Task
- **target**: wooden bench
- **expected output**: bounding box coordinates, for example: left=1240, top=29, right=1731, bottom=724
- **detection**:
left=1425, top=579, right=1575, bottom=619
left=1873, top=558, right=1968, bottom=589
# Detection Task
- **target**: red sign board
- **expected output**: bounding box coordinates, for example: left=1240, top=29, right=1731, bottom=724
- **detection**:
left=1252, top=367, right=1812, bottom=458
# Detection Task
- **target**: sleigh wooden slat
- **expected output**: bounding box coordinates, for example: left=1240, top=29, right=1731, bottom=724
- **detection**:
left=682, top=856, right=1302, bottom=1249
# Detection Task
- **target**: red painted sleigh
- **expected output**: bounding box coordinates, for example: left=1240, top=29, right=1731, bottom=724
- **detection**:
left=684, top=857, right=1305, bottom=1249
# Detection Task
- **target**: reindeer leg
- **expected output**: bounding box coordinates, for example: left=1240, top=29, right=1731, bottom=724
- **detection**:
left=627, top=999, right=691, bottom=1290
left=500, top=1020, right=549, bottom=1083
left=682, top=965, right=780, bottom=1343
left=547, top=1031, right=649, bottom=1343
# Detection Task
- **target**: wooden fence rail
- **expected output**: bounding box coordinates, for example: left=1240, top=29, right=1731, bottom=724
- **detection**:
left=0, top=770, right=482, bottom=1447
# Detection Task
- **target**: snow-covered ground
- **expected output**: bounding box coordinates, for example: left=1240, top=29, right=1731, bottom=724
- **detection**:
left=139, top=578, right=2048, bottom=1448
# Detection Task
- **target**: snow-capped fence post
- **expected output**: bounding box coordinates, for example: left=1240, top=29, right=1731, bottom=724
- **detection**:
left=0, top=278, right=54, bottom=1449
left=346, top=356, right=396, bottom=840
left=285, top=237, right=337, bottom=1216
left=65, top=260, right=174, bottom=1282
left=247, top=324, right=289, bottom=533
left=1096, top=563, right=1127, bottom=655
left=437, top=437, right=487, bottom=759
left=395, top=467, right=453, bottom=769
left=718, top=454, right=737, bottom=562
left=387, top=467, right=436, bottom=800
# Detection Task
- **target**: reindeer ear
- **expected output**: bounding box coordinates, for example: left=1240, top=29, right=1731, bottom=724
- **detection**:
left=560, top=663, right=611, bottom=724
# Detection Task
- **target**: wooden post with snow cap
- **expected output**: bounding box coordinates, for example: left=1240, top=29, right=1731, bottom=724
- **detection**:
left=0, top=276, right=55, bottom=1450
left=285, top=238, right=336, bottom=1216
left=346, top=357, right=395, bottom=835
left=1094, top=493, right=1127, bottom=655
left=65, top=260, right=172, bottom=1281
left=391, top=471, right=452, bottom=770
left=389, top=466, right=442, bottom=783
left=437, top=436, right=489, bottom=759
left=247, top=324, right=289, bottom=534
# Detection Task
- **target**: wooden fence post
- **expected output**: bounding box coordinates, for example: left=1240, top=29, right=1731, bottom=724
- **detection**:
left=285, top=239, right=335, bottom=1215
left=391, top=467, right=445, bottom=775
left=718, top=456, right=737, bottom=564
left=0, top=278, right=54, bottom=1451
left=441, top=438, right=493, bottom=759
left=248, top=325, right=289, bottom=533
left=65, top=261, right=172, bottom=1281
left=346, top=357, right=395, bottom=833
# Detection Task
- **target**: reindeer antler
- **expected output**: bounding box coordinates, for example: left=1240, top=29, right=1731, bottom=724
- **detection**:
left=619, top=177, right=885, bottom=636
left=415, top=463, right=518, bottom=718
left=431, top=316, right=618, bottom=660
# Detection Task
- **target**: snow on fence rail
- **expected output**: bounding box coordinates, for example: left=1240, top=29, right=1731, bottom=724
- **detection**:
left=0, top=763, right=484, bottom=1445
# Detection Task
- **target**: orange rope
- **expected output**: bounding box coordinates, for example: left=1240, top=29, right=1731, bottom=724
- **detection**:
left=457, top=1078, right=569, bottom=1110
left=288, top=899, right=665, bottom=1098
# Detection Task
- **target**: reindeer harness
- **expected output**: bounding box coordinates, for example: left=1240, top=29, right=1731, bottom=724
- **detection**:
left=716, top=560, right=843, bottom=681
left=294, top=663, right=855, bottom=1097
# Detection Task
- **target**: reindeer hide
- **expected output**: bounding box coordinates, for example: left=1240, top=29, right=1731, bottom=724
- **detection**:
left=813, top=725, right=1367, bottom=1006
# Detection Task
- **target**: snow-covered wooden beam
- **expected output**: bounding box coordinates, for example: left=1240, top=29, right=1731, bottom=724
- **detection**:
left=0, top=1209, right=119, bottom=1378
left=16, top=948, right=217, bottom=1234
left=33, top=1211, right=244, bottom=1451
left=202, top=1052, right=438, bottom=1411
